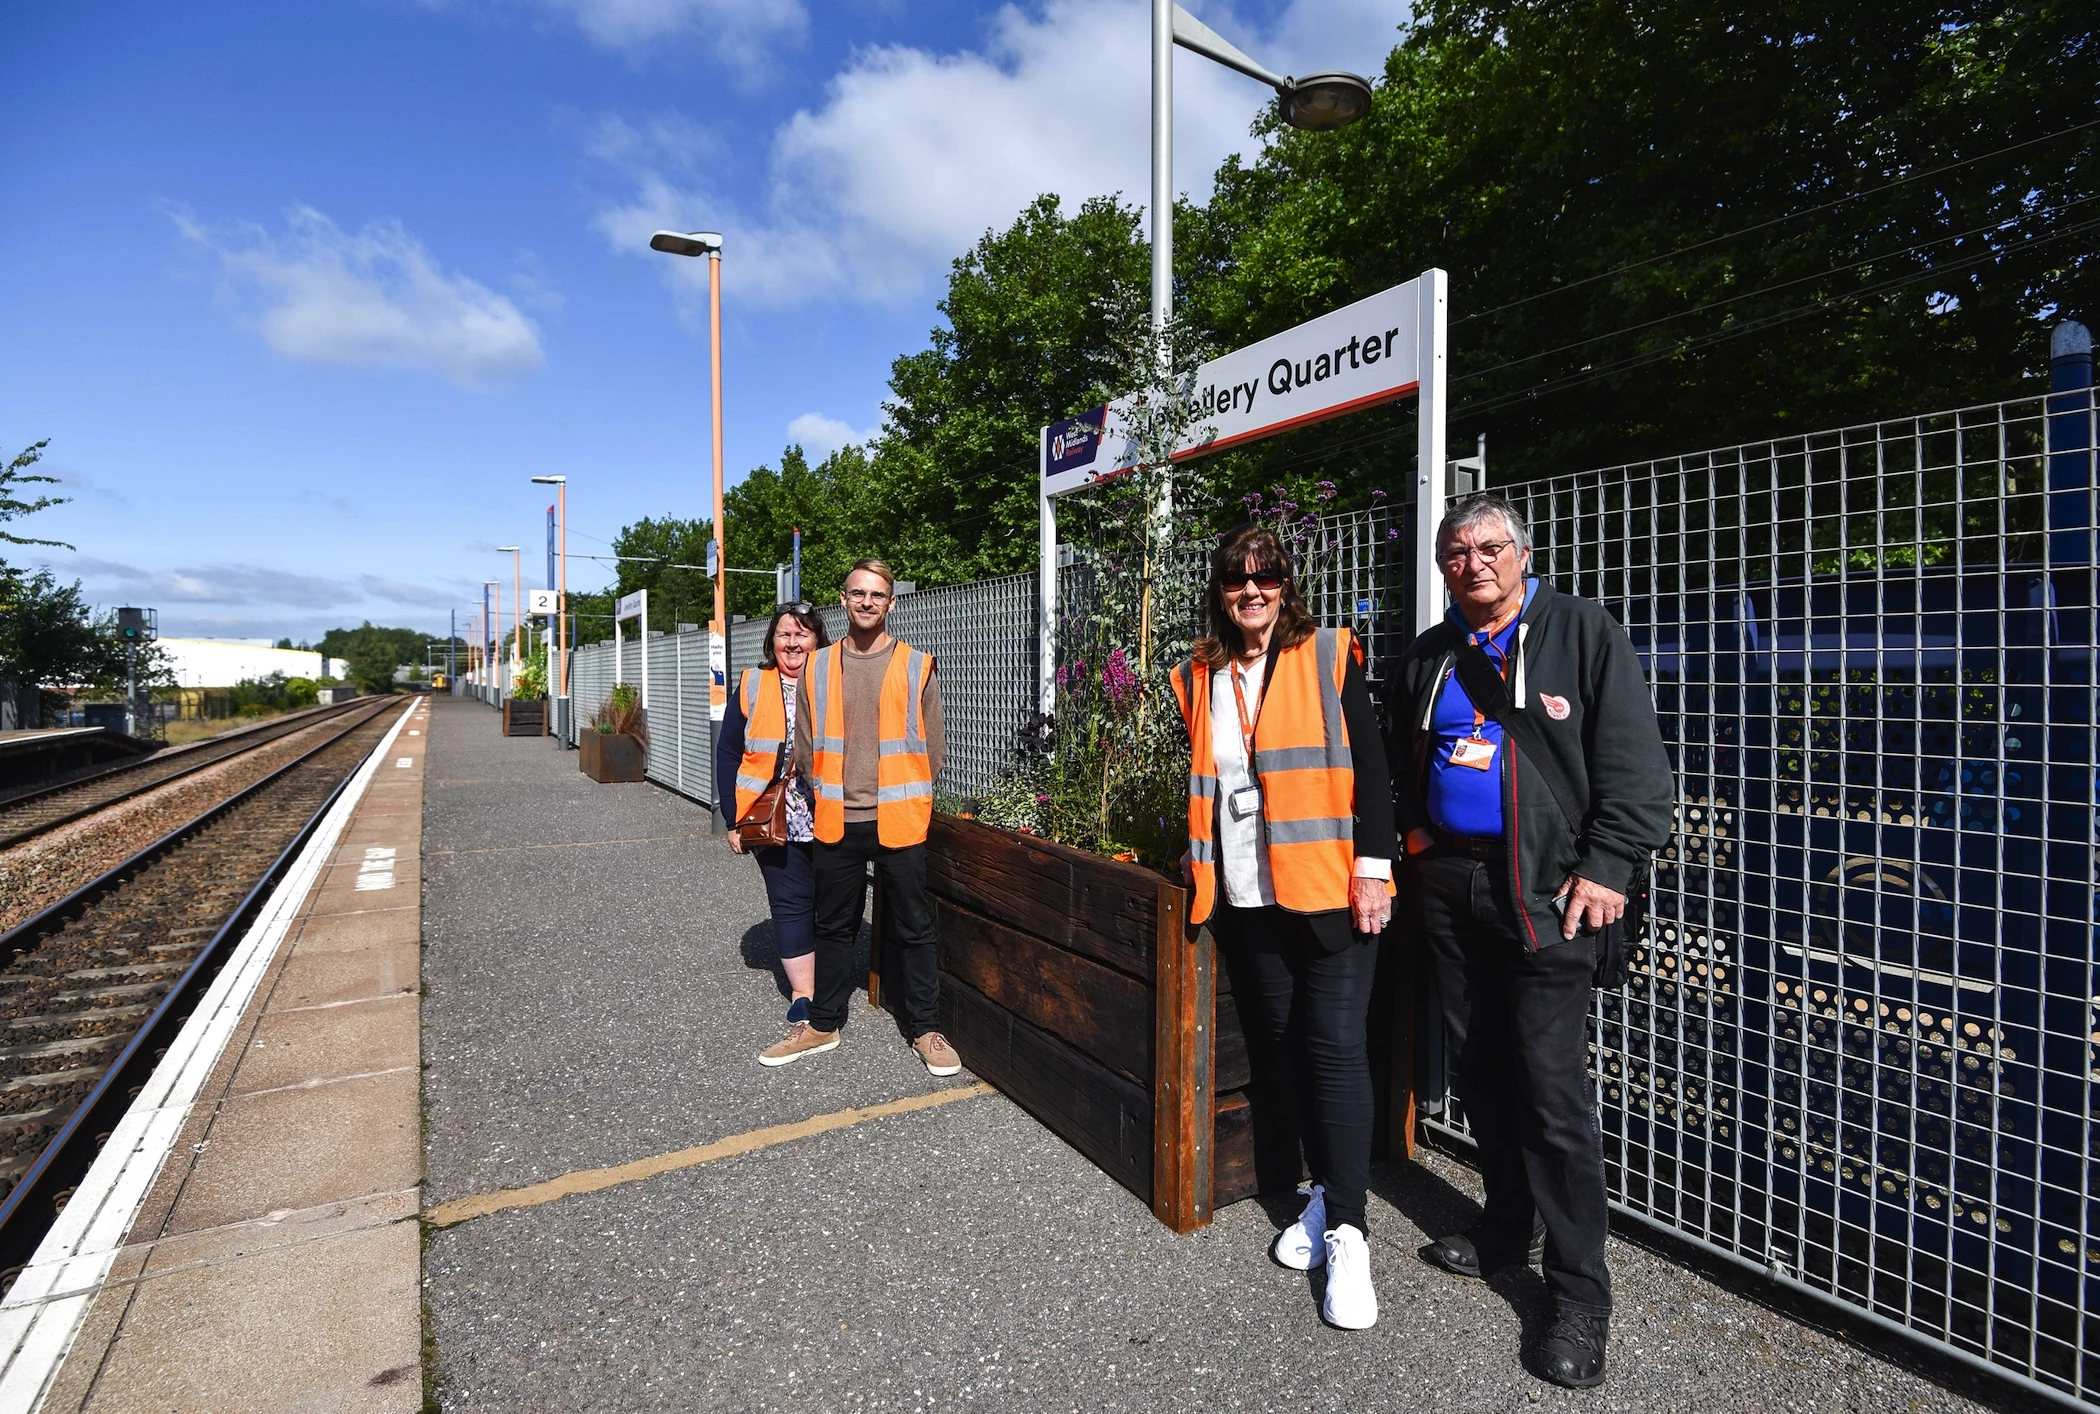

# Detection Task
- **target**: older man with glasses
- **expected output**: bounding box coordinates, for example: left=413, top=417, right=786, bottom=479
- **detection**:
left=775, top=559, right=959, bottom=1077
left=1387, top=494, right=1674, bottom=1389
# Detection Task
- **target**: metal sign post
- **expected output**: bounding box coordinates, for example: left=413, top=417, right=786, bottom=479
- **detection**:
left=614, top=589, right=649, bottom=708
left=1036, top=270, right=1450, bottom=706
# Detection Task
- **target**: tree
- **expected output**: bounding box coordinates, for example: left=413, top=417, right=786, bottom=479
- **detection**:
left=0, top=570, right=170, bottom=719
left=316, top=623, right=426, bottom=670
left=345, top=642, right=400, bottom=696
left=1, top=441, right=69, bottom=553
left=1179, top=0, right=2100, bottom=488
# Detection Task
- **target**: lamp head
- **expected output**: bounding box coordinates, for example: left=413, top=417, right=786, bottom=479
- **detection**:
left=650, top=230, right=723, bottom=258
left=530, top=475, right=566, bottom=485
left=1279, top=72, right=1373, bottom=131
left=496, top=545, right=520, bottom=553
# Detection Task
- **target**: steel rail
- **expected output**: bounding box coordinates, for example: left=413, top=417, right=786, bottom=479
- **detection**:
left=0, top=698, right=392, bottom=972
left=0, top=699, right=400, bottom=1282
left=0, top=700, right=370, bottom=852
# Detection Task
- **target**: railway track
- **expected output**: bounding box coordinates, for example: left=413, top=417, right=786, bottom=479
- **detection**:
left=0, top=701, right=367, bottom=852
left=0, top=696, right=404, bottom=1279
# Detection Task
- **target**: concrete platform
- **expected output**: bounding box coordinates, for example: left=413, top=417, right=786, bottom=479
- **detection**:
left=18, top=698, right=427, bottom=1413
left=419, top=698, right=2006, bottom=1414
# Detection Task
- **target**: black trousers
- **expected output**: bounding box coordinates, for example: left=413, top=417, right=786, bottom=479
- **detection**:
left=811, top=820, right=940, bottom=1038
left=1214, top=905, right=1379, bottom=1237
left=1414, top=850, right=1612, bottom=1315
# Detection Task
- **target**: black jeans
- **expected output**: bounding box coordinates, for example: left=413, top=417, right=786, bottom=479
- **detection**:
left=811, top=821, right=940, bottom=1038
left=1214, top=905, right=1379, bottom=1237
left=1414, top=850, right=1612, bottom=1315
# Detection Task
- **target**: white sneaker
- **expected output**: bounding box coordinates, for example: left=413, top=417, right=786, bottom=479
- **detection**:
left=1271, top=1184, right=1327, bottom=1270
left=1321, top=1224, right=1378, bottom=1330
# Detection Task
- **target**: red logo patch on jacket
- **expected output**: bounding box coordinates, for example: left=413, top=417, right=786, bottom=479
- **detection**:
left=1539, top=692, right=1571, bottom=720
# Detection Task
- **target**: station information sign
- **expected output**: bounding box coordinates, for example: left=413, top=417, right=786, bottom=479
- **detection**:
left=1041, top=275, right=1432, bottom=498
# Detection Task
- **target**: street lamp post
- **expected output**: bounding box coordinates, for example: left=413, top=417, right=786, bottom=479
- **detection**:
left=483, top=580, right=501, bottom=699
left=1151, top=4, right=1372, bottom=353
left=647, top=230, right=728, bottom=638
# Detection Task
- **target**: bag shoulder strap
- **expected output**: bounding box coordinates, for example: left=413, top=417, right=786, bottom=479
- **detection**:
left=1452, top=640, right=1586, bottom=832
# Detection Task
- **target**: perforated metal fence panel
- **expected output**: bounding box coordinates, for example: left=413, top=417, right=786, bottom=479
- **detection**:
left=1472, top=389, right=2099, bottom=1405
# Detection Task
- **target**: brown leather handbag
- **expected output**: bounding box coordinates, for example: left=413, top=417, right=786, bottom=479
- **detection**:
left=734, top=747, right=795, bottom=850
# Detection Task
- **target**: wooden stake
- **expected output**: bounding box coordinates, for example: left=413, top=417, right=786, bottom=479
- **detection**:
left=1151, top=883, right=1214, bottom=1232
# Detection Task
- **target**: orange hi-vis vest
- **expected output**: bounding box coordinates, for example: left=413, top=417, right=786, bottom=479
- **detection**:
left=733, top=666, right=793, bottom=824
left=1171, top=626, right=1385, bottom=926
left=806, top=640, right=936, bottom=847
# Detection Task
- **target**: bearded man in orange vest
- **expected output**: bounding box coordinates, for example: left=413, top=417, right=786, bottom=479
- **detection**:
left=769, top=559, right=959, bottom=1076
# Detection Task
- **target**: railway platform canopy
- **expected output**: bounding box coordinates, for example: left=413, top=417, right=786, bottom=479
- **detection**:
left=0, top=695, right=2032, bottom=1410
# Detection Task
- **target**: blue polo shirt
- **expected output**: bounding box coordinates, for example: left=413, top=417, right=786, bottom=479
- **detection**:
left=1426, top=580, right=1536, bottom=838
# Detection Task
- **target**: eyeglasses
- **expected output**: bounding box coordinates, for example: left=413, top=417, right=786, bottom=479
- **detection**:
left=1438, top=539, right=1517, bottom=571
left=844, top=589, right=891, bottom=604
left=1219, top=571, right=1284, bottom=592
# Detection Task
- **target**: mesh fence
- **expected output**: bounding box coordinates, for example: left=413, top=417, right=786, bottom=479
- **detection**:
left=1471, top=387, right=2098, bottom=1405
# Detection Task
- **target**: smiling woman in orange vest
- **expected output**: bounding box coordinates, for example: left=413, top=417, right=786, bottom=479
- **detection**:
left=772, top=558, right=958, bottom=1078
left=1171, top=523, right=1396, bottom=1332
left=717, top=603, right=829, bottom=1037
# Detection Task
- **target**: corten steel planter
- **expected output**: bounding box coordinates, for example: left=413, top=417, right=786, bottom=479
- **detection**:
left=578, top=731, right=645, bottom=782
left=502, top=699, right=547, bottom=736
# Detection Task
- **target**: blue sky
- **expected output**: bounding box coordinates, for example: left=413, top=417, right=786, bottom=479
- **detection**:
left=0, top=0, right=1401, bottom=643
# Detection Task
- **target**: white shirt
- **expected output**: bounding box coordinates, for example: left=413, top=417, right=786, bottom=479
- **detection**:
left=1208, top=655, right=1392, bottom=913
left=1210, top=662, right=1275, bottom=908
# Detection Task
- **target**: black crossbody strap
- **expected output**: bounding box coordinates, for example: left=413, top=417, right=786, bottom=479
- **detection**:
left=1452, top=641, right=1586, bottom=831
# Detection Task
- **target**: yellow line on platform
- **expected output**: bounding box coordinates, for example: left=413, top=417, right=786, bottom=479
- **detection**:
left=425, top=1082, right=996, bottom=1229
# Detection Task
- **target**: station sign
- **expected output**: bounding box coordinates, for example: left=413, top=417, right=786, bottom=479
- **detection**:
left=529, top=589, right=558, bottom=616
left=615, top=590, right=647, bottom=622
left=1042, top=275, right=1431, bottom=498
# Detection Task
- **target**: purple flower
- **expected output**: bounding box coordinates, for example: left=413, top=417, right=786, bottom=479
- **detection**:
left=1315, top=480, right=1337, bottom=500
left=1277, top=500, right=1298, bottom=514
left=1035, top=793, right=1052, bottom=804
left=1101, top=648, right=1139, bottom=708
left=1301, top=513, right=1317, bottom=524
left=1370, top=489, right=1387, bottom=501
left=1387, top=527, right=1400, bottom=540
left=1241, top=492, right=1263, bottom=506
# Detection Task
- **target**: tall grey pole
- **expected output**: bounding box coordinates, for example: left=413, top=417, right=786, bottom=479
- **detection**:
left=125, top=642, right=136, bottom=738
left=1151, top=0, right=1173, bottom=352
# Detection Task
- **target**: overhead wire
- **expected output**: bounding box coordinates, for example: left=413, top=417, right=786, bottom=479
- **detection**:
left=1452, top=117, right=2100, bottom=325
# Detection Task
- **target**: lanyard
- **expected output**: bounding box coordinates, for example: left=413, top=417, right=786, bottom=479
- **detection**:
left=1464, top=603, right=1522, bottom=734
left=1229, top=658, right=1263, bottom=767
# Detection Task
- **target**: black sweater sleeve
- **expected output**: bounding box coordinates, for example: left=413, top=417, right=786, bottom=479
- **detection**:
left=1343, top=655, right=1397, bottom=860
left=716, top=685, right=747, bottom=828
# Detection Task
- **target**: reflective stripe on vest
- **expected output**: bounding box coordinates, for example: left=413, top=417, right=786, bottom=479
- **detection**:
left=1173, top=627, right=1380, bottom=925
left=734, top=667, right=790, bottom=824
left=808, top=640, right=936, bottom=847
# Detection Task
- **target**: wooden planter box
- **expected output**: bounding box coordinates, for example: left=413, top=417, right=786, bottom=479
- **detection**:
left=578, top=731, right=645, bottom=782
left=878, top=814, right=1415, bottom=1232
left=502, top=698, right=547, bottom=736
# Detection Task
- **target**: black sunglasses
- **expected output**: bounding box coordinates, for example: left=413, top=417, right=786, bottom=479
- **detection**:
left=1219, top=571, right=1284, bottom=591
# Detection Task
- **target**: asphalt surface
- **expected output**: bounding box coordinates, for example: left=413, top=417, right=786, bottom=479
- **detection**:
left=421, top=697, right=2006, bottom=1413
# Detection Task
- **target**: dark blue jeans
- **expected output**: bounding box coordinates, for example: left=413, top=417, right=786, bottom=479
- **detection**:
left=754, top=840, right=816, bottom=960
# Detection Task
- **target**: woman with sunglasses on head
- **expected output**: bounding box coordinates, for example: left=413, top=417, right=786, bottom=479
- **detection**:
left=1169, top=524, right=1397, bottom=1330
left=717, top=603, right=830, bottom=1046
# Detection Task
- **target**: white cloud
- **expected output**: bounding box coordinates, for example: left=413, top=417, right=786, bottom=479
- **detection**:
left=421, top=0, right=805, bottom=71
left=590, top=0, right=1403, bottom=310
left=173, top=205, right=545, bottom=387
left=786, top=411, right=879, bottom=459
left=66, top=556, right=359, bottom=609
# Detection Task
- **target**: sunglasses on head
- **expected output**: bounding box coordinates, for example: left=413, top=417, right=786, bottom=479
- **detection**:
left=1219, top=571, right=1284, bottom=591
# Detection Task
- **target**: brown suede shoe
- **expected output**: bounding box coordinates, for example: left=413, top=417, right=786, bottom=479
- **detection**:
left=759, top=1021, right=840, bottom=1067
left=912, top=1031, right=962, bottom=1077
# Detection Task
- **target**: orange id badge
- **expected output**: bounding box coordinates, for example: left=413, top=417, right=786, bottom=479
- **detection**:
left=1449, top=735, right=1497, bottom=770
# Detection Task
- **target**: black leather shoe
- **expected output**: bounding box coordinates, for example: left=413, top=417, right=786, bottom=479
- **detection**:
left=1535, top=1311, right=1609, bottom=1388
left=1418, top=1228, right=1547, bottom=1280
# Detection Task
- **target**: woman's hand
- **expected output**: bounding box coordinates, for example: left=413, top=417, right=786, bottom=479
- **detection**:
left=726, top=829, right=745, bottom=855
left=1350, top=876, right=1391, bottom=934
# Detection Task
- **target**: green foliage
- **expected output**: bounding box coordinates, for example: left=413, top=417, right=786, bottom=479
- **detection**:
left=1178, top=0, right=2099, bottom=488
left=317, top=622, right=425, bottom=670
left=0, top=569, right=172, bottom=717
left=345, top=642, right=399, bottom=696
left=1, top=441, right=70, bottom=552
left=512, top=642, right=548, bottom=700
left=228, top=672, right=318, bottom=716
left=610, top=515, right=716, bottom=627
left=591, top=682, right=647, bottom=743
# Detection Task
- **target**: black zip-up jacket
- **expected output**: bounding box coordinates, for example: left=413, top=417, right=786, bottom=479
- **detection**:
left=1386, top=579, right=1675, bottom=950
